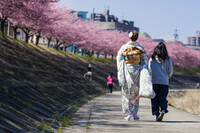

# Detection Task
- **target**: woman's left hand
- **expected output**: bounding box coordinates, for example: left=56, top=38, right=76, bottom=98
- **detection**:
left=130, top=96, right=140, bottom=104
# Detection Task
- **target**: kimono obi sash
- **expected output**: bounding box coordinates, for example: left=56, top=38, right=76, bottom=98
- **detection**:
left=123, top=46, right=145, bottom=65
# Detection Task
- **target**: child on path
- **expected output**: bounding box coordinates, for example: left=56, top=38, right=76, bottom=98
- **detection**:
left=148, top=42, right=173, bottom=121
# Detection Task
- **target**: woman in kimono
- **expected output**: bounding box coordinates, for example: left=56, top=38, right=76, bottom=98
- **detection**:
left=117, top=30, right=148, bottom=121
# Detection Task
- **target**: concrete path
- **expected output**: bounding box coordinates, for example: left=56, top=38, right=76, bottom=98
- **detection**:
left=63, top=91, right=200, bottom=133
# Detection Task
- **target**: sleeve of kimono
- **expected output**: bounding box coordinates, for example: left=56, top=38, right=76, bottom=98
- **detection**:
left=167, top=58, right=173, bottom=78
left=116, top=45, right=125, bottom=86
left=148, top=58, right=152, bottom=75
left=140, top=49, right=148, bottom=70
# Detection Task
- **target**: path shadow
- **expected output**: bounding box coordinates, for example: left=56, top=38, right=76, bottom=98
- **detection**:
left=138, top=120, right=200, bottom=123
left=162, top=121, right=200, bottom=123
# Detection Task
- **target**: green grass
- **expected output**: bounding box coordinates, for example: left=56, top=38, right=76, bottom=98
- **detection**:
left=54, top=113, right=61, bottom=120
left=1, top=85, right=8, bottom=91
left=0, top=32, right=10, bottom=39
left=72, top=101, right=79, bottom=107
left=58, top=50, right=116, bottom=65
left=86, top=121, right=91, bottom=129
left=41, top=123, right=48, bottom=130
left=57, top=127, right=63, bottom=133
left=0, top=32, right=32, bottom=47
left=173, top=65, right=200, bottom=75
left=61, top=117, right=71, bottom=126
left=86, top=111, right=92, bottom=131
left=27, top=72, right=37, bottom=78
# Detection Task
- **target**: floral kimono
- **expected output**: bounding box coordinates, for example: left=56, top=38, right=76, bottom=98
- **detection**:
left=117, top=41, right=148, bottom=115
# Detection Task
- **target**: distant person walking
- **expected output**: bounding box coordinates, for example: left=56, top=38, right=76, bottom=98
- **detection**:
left=107, top=73, right=114, bottom=93
left=148, top=42, right=173, bottom=121
left=117, top=30, right=148, bottom=121
left=83, top=64, right=92, bottom=81
left=196, top=82, right=200, bottom=88
left=30, top=35, right=33, bottom=43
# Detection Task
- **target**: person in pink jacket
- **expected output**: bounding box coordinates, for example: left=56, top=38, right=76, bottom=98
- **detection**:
left=107, top=73, right=114, bottom=93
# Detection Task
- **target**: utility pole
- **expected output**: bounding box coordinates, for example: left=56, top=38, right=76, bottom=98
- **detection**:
left=122, top=12, right=124, bottom=20
left=174, top=27, right=179, bottom=42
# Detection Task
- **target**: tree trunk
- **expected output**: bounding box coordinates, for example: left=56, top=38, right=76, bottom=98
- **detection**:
left=13, top=26, right=18, bottom=39
left=91, top=51, right=94, bottom=57
left=58, top=42, right=62, bottom=50
left=25, top=33, right=29, bottom=43
left=54, top=39, right=59, bottom=50
left=35, top=35, right=40, bottom=46
left=85, top=50, right=88, bottom=55
left=111, top=54, right=114, bottom=60
left=97, top=52, right=99, bottom=58
left=35, top=33, right=41, bottom=46
left=104, top=53, right=107, bottom=59
left=0, top=16, right=7, bottom=34
left=88, top=50, right=93, bottom=57
left=22, top=28, right=30, bottom=43
left=63, top=44, right=66, bottom=51
left=56, top=45, right=59, bottom=50
left=36, top=36, right=39, bottom=46
left=73, top=45, right=77, bottom=54
left=1, top=19, right=6, bottom=34
left=81, top=49, right=84, bottom=55
left=47, top=37, right=51, bottom=48
left=64, top=44, right=71, bottom=51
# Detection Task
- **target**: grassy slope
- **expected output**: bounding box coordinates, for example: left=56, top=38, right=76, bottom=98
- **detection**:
left=0, top=33, right=117, bottom=132
left=173, top=65, right=200, bottom=76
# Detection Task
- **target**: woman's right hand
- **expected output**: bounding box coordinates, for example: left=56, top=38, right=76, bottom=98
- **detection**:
left=130, top=96, right=140, bottom=105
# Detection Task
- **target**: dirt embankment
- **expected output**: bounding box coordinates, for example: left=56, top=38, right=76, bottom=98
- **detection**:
left=168, top=90, right=200, bottom=116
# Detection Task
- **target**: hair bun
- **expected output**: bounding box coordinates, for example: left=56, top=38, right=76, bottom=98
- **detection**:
left=129, top=32, right=133, bottom=38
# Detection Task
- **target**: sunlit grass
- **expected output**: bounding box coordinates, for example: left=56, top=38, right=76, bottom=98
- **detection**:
left=168, top=90, right=200, bottom=115
left=57, top=127, right=63, bottom=133
left=58, top=50, right=116, bottom=65
left=0, top=32, right=33, bottom=47
left=173, top=65, right=200, bottom=75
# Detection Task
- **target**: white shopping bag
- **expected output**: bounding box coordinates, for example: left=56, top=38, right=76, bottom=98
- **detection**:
left=139, top=68, right=155, bottom=99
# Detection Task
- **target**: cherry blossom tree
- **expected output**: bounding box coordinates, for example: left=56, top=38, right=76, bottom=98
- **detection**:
left=1, top=1, right=200, bottom=69
left=0, top=0, right=60, bottom=34
left=0, top=0, right=18, bottom=33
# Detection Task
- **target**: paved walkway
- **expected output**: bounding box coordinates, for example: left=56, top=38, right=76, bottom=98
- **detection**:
left=63, top=91, right=200, bottom=133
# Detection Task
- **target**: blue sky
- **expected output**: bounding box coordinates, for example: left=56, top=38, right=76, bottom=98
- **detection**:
left=60, top=0, right=200, bottom=44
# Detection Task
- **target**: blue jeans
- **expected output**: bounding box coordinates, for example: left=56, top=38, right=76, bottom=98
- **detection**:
left=151, top=84, right=169, bottom=116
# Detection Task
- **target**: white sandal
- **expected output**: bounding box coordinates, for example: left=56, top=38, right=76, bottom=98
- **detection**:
left=124, top=115, right=131, bottom=121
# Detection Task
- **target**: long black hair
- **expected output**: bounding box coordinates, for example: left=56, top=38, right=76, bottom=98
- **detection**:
left=151, top=42, right=169, bottom=61
left=110, top=73, right=113, bottom=78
